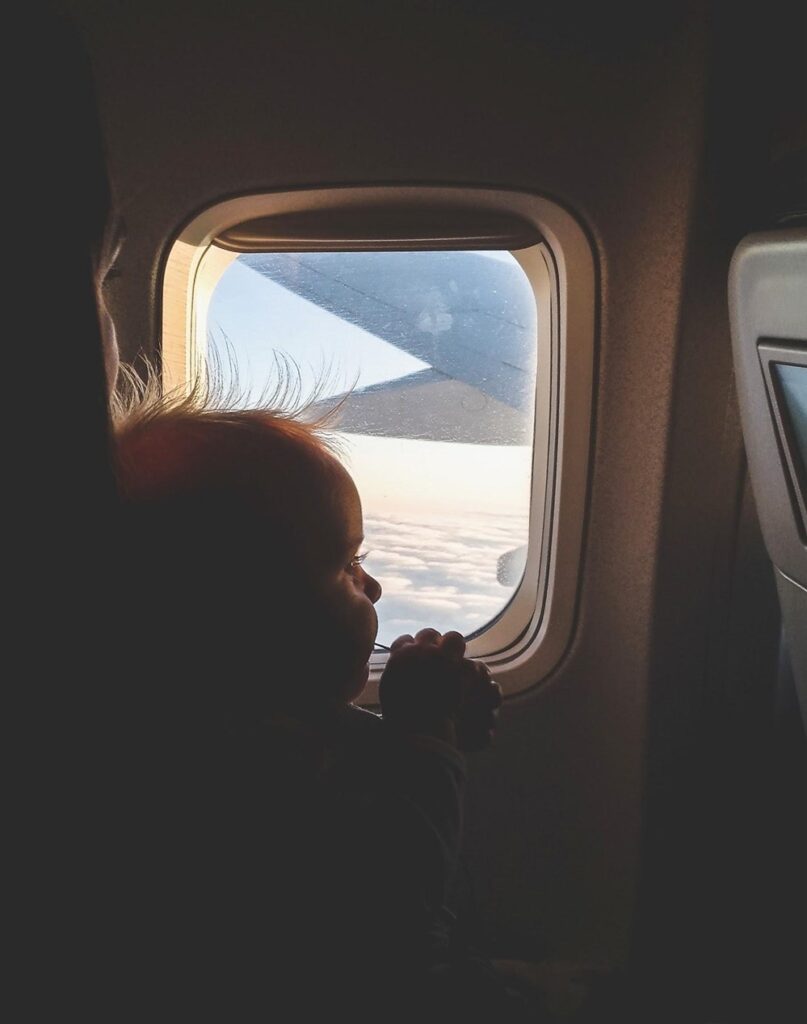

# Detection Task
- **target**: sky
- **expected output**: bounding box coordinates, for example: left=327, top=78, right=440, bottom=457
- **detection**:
left=206, top=250, right=536, bottom=640
left=208, top=259, right=428, bottom=403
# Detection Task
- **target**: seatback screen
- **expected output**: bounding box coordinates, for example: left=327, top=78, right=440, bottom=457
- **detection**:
left=772, top=359, right=807, bottom=534
left=774, top=363, right=807, bottom=483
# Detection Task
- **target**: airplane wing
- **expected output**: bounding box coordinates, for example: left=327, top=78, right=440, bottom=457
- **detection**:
left=240, top=251, right=537, bottom=445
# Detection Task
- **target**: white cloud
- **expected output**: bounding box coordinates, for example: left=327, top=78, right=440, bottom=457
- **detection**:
left=366, top=510, right=529, bottom=645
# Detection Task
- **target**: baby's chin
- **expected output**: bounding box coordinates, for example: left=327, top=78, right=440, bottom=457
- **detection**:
left=346, top=662, right=371, bottom=704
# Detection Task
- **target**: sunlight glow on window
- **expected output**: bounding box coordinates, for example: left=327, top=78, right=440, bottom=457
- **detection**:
left=207, top=249, right=538, bottom=643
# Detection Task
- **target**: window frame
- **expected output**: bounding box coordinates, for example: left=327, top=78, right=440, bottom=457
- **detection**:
left=161, top=186, right=595, bottom=697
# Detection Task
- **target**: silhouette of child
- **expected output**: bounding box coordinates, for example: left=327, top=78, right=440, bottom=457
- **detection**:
left=111, top=378, right=529, bottom=1020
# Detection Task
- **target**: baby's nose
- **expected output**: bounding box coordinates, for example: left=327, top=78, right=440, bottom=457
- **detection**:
left=364, top=570, right=382, bottom=604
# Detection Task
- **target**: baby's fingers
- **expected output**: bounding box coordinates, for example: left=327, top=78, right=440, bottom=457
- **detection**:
left=389, top=634, right=415, bottom=653
left=455, top=663, right=502, bottom=752
left=438, top=631, right=466, bottom=661
left=460, top=660, right=500, bottom=705
left=485, top=678, right=503, bottom=710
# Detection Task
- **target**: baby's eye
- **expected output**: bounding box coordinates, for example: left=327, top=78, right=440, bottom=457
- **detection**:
left=347, top=551, right=369, bottom=573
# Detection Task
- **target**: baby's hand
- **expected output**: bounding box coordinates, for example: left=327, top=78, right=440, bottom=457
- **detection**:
left=379, top=629, right=502, bottom=751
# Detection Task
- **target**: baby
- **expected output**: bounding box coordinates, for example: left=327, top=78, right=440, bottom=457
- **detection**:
left=112, top=381, right=511, bottom=1018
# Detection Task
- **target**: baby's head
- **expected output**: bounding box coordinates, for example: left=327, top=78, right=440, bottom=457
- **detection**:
left=114, top=379, right=381, bottom=718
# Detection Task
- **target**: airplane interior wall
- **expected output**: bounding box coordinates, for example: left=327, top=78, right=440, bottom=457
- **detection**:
left=66, top=0, right=804, bottom=1016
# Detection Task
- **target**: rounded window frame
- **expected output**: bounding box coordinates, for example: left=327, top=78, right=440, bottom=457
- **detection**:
left=161, top=186, right=595, bottom=697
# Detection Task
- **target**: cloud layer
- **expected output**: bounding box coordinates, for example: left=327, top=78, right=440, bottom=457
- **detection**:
left=363, top=511, right=529, bottom=644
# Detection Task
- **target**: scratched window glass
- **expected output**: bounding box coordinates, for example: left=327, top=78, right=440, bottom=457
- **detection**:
left=207, top=249, right=538, bottom=644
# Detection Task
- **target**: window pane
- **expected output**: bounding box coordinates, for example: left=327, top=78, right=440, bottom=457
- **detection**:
left=207, top=249, right=538, bottom=643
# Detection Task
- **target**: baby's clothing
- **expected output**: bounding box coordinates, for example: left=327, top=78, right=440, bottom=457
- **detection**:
left=121, top=700, right=535, bottom=1020
left=233, top=704, right=467, bottom=985
left=134, top=702, right=467, bottom=1017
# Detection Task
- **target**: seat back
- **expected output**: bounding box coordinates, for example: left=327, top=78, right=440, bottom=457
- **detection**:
left=729, top=223, right=807, bottom=731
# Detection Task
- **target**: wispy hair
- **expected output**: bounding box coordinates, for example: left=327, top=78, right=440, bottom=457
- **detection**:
left=111, top=341, right=351, bottom=459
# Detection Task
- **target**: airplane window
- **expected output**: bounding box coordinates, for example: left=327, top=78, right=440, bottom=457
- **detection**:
left=161, top=187, right=594, bottom=695
left=206, top=249, right=538, bottom=644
